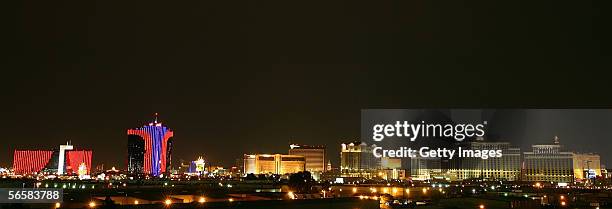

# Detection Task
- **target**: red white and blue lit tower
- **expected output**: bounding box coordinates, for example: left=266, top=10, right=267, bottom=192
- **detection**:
left=127, top=114, right=174, bottom=177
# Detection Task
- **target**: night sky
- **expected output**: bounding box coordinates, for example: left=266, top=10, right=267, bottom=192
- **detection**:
left=3, top=1, right=611, bottom=168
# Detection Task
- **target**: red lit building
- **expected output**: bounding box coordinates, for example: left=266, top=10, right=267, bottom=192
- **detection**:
left=13, top=150, right=54, bottom=175
left=12, top=144, right=92, bottom=175
left=127, top=115, right=174, bottom=177
left=65, top=150, right=93, bottom=175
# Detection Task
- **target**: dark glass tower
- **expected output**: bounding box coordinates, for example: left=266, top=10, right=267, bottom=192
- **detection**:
left=127, top=135, right=145, bottom=174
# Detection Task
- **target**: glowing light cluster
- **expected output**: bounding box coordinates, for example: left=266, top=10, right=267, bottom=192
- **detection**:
left=66, top=150, right=92, bottom=175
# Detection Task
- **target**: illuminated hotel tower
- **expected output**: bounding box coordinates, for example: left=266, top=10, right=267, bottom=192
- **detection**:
left=127, top=114, right=174, bottom=177
left=57, top=143, right=73, bottom=175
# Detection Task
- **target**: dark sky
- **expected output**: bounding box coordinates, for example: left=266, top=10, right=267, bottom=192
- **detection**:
left=2, top=1, right=611, bottom=168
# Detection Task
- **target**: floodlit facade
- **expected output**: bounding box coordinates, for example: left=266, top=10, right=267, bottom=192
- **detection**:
left=288, top=144, right=326, bottom=172
left=449, top=141, right=521, bottom=181
left=340, top=142, right=381, bottom=178
left=340, top=142, right=380, bottom=171
left=243, top=154, right=305, bottom=175
left=523, top=137, right=573, bottom=183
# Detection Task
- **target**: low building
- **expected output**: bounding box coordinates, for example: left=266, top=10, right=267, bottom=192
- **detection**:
left=378, top=169, right=407, bottom=180
left=573, top=153, right=601, bottom=181
left=243, top=154, right=305, bottom=175
left=13, top=142, right=92, bottom=176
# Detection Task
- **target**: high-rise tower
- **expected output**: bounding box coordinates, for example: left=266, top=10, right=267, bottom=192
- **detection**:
left=127, top=114, right=174, bottom=177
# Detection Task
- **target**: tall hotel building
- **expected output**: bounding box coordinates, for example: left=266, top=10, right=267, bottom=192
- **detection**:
left=13, top=142, right=92, bottom=176
left=449, top=140, right=521, bottom=181
left=523, top=137, right=573, bottom=183
left=340, top=142, right=380, bottom=177
left=127, top=115, right=174, bottom=177
left=288, top=144, right=326, bottom=172
left=243, top=154, right=305, bottom=175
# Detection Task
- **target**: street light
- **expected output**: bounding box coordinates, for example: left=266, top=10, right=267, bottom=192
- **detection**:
left=164, top=199, right=172, bottom=206
left=88, top=201, right=96, bottom=208
left=479, top=204, right=485, bottom=209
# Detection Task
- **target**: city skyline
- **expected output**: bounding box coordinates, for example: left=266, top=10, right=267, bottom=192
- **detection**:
left=3, top=1, right=610, bottom=170
left=3, top=110, right=612, bottom=172
left=3, top=1, right=610, bottom=208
